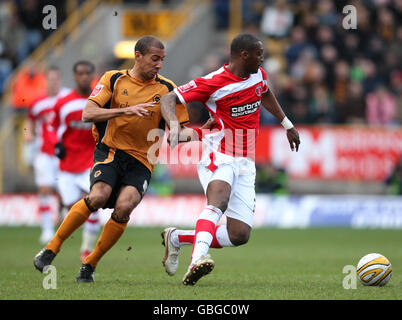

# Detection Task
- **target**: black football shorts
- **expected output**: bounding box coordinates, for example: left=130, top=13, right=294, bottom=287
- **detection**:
left=90, top=142, right=151, bottom=209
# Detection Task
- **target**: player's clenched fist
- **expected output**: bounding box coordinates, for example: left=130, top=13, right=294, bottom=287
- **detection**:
left=124, top=102, right=155, bottom=116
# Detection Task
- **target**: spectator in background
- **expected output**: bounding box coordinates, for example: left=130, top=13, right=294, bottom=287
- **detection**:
left=213, top=0, right=229, bottom=30
left=308, top=84, right=336, bottom=124
left=339, top=32, right=361, bottom=64
left=337, top=81, right=366, bottom=124
left=11, top=60, right=46, bottom=113
left=260, top=0, right=294, bottom=38
left=316, top=0, right=339, bottom=27
left=16, top=0, right=44, bottom=64
left=366, top=85, right=397, bottom=125
left=376, top=6, right=396, bottom=42
left=289, top=47, right=316, bottom=83
left=319, top=44, right=337, bottom=88
left=393, top=0, right=402, bottom=22
left=287, top=86, right=309, bottom=124
left=332, top=60, right=350, bottom=107
left=303, top=60, right=326, bottom=87
left=360, top=59, right=383, bottom=94
left=313, top=25, right=336, bottom=51
left=365, top=35, right=385, bottom=62
left=285, top=25, right=316, bottom=65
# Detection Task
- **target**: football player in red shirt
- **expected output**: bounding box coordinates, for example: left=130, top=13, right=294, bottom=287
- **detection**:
left=26, top=66, right=70, bottom=245
left=160, top=33, right=300, bottom=285
left=46, top=61, right=101, bottom=263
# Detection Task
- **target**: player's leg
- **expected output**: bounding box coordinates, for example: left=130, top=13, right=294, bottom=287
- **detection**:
left=80, top=211, right=100, bottom=262
left=77, top=157, right=151, bottom=282
left=37, top=185, right=55, bottom=244
left=164, top=170, right=253, bottom=279
left=162, top=224, right=232, bottom=276
left=33, top=177, right=112, bottom=273
left=34, top=153, right=58, bottom=244
left=182, top=164, right=234, bottom=285
left=189, top=179, right=229, bottom=263
left=75, top=169, right=101, bottom=262
left=77, top=185, right=140, bottom=282
left=221, top=170, right=255, bottom=247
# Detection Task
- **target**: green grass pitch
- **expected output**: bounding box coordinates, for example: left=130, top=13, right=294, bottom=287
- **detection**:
left=0, top=226, right=401, bottom=300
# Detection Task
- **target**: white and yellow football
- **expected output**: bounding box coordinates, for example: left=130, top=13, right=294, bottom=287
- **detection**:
left=356, top=253, right=392, bottom=286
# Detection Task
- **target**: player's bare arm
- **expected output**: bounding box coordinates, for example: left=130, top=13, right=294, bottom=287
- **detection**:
left=160, top=91, right=182, bottom=148
left=82, top=100, right=155, bottom=123
left=261, top=88, right=300, bottom=152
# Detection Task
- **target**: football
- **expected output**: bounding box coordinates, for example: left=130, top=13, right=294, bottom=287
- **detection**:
left=356, top=253, right=392, bottom=286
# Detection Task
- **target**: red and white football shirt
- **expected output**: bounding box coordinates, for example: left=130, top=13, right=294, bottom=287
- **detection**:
left=175, top=64, right=268, bottom=159
left=29, top=88, right=71, bottom=155
left=52, top=90, right=95, bottom=173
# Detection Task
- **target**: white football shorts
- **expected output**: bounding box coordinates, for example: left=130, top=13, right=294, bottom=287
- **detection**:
left=197, top=155, right=256, bottom=227
left=57, top=169, right=91, bottom=206
left=33, top=152, right=59, bottom=187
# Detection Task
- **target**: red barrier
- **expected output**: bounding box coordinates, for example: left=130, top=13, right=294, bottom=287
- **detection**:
left=159, top=125, right=402, bottom=181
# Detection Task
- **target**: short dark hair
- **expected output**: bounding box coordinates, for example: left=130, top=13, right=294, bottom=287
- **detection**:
left=230, top=33, right=261, bottom=56
left=73, top=60, right=95, bottom=73
left=135, top=35, right=164, bottom=55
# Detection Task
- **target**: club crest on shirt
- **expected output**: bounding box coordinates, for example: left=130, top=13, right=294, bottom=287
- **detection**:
left=152, top=94, right=161, bottom=104
left=255, top=85, right=263, bottom=97
left=90, top=84, right=104, bottom=97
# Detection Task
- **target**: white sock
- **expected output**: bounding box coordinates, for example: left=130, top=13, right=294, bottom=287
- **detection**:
left=170, top=229, right=195, bottom=248
left=39, top=195, right=54, bottom=235
left=171, top=226, right=234, bottom=248
left=81, top=211, right=100, bottom=252
left=191, top=205, right=222, bottom=265
left=215, top=225, right=234, bottom=247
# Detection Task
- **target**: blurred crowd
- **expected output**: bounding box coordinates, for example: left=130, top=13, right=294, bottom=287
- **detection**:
left=189, top=0, right=402, bottom=126
left=2, top=0, right=402, bottom=127
left=0, top=0, right=67, bottom=97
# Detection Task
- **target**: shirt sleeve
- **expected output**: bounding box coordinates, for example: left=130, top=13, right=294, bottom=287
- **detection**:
left=260, top=67, right=269, bottom=93
left=88, top=71, right=113, bottom=107
left=50, top=99, right=61, bottom=131
left=176, top=103, right=190, bottom=126
left=174, top=77, right=214, bottom=105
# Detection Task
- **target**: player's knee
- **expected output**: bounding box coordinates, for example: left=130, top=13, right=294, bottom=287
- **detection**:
left=88, top=182, right=112, bottom=209
left=87, top=191, right=108, bottom=210
left=217, top=197, right=230, bottom=213
left=207, top=182, right=231, bottom=213
left=208, top=190, right=230, bottom=212
left=113, top=199, right=138, bottom=221
left=229, top=228, right=250, bottom=246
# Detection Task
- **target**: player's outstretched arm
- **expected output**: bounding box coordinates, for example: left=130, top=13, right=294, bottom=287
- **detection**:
left=262, top=88, right=300, bottom=152
left=82, top=100, right=154, bottom=123
left=161, top=91, right=182, bottom=148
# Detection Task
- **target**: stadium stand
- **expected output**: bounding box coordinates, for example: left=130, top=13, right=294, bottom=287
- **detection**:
left=0, top=0, right=401, bottom=196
